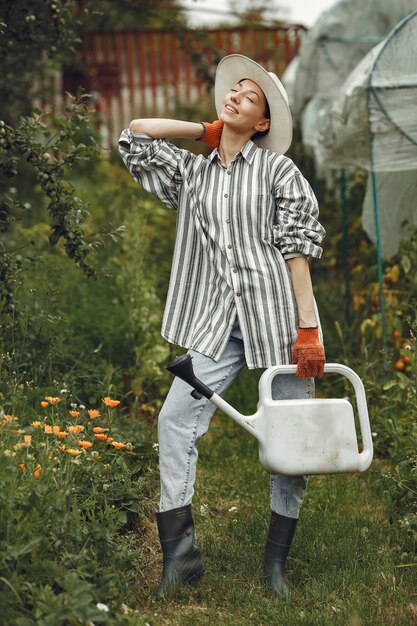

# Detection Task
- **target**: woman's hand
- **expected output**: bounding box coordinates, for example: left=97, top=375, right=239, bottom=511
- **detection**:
left=197, top=120, right=224, bottom=148
left=292, top=327, right=325, bottom=378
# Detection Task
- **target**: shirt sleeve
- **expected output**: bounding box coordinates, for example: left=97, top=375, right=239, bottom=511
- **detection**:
left=118, top=128, right=188, bottom=210
left=273, top=165, right=325, bottom=259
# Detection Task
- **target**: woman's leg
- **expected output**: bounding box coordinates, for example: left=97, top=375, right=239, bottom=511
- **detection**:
left=158, top=323, right=246, bottom=512
left=269, top=374, right=314, bottom=518
left=264, top=374, right=314, bottom=596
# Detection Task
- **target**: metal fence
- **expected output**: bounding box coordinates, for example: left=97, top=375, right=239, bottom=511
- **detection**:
left=59, top=26, right=305, bottom=146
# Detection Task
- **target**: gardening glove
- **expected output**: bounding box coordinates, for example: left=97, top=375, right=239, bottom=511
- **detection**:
left=197, top=120, right=224, bottom=148
left=292, top=327, right=325, bottom=378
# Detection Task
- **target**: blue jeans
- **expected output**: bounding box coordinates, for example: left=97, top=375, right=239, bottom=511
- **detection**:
left=158, top=322, right=314, bottom=518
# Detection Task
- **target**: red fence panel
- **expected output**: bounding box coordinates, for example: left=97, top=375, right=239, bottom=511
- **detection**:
left=62, top=26, right=305, bottom=146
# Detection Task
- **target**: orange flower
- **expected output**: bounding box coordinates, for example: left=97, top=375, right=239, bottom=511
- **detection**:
left=43, top=425, right=53, bottom=434
left=67, top=448, right=82, bottom=457
left=58, top=445, right=66, bottom=453
left=87, top=409, right=100, bottom=419
left=52, top=425, right=61, bottom=435
left=78, top=440, right=93, bottom=450
left=57, top=431, right=68, bottom=439
left=19, top=463, right=26, bottom=471
left=4, top=415, right=18, bottom=422
left=31, top=421, right=41, bottom=428
left=68, top=425, right=84, bottom=434
left=11, top=429, right=21, bottom=435
left=40, top=401, right=49, bottom=408
left=111, top=441, right=126, bottom=450
left=34, top=464, right=41, bottom=479
left=102, top=397, right=120, bottom=408
left=49, top=452, right=54, bottom=460
left=93, top=427, right=103, bottom=433
left=95, top=433, right=107, bottom=441
left=106, top=436, right=113, bottom=443
left=69, top=411, right=80, bottom=418
left=24, top=435, right=32, bottom=444
left=45, top=396, right=61, bottom=404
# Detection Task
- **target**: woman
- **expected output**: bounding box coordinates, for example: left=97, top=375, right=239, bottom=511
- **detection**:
left=118, top=54, right=326, bottom=598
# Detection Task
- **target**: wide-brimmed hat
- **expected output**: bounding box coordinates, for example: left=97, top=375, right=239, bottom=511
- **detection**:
left=214, top=54, right=292, bottom=155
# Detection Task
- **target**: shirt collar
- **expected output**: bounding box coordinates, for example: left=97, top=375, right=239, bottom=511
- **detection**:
left=208, top=139, right=258, bottom=166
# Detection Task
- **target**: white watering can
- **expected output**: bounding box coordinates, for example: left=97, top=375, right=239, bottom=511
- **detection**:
left=166, top=356, right=373, bottom=476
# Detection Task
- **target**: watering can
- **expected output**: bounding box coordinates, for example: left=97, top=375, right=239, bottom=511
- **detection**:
left=166, top=356, right=373, bottom=476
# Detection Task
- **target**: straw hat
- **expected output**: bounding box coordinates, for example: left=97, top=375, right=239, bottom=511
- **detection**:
left=214, top=54, right=292, bottom=155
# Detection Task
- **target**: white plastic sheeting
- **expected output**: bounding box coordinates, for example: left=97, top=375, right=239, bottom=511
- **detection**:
left=292, top=0, right=417, bottom=116
left=362, top=171, right=417, bottom=257
left=316, top=13, right=417, bottom=172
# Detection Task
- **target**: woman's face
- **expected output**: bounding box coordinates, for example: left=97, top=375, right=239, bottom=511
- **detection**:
left=220, top=79, right=270, bottom=135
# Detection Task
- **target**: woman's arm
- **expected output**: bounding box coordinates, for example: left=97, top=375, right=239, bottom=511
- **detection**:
left=129, top=118, right=204, bottom=140
left=286, top=256, right=316, bottom=327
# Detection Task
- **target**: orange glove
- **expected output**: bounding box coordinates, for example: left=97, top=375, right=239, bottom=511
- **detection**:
left=197, top=120, right=224, bottom=148
left=292, top=327, right=325, bottom=378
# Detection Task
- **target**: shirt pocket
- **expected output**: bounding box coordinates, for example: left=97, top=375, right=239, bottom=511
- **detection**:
left=241, top=193, right=275, bottom=242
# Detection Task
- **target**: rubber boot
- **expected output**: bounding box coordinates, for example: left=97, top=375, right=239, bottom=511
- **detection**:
left=155, top=504, right=203, bottom=598
left=264, top=511, right=298, bottom=596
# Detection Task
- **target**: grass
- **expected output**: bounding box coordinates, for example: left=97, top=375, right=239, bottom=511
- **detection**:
left=129, top=373, right=417, bottom=626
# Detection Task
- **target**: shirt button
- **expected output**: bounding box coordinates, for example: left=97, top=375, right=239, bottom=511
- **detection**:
left=232, top=267, right=238, bottom=273
left=227, top=244, right=232, bottom=249
left=236, top=292, right=241, bottom=297
left=224, top=193, right=228, bottom=198
left=227, top=171, right=231, bottom=175
left=226, top=218, right=231, bottom=223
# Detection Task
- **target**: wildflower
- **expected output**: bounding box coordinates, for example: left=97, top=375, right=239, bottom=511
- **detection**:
left=4, top=415, right=18, bottom=423
left=95, top=433, right=107, bottom=441
left=31, top=421, right=41, bottom=428
left=111, top=441, right=126, bottom=450
left=68, top=425, right=84, bottom=434
left=52, top=425, right=61, bottom=435
left=4, top=449, right=16, bottom=457
left=45, top=396, right=61, bottom=404
left=24, top=435, right=32, bottom=444
left=78, top=440, right=93, bottom=450
left=44, top=425, right=53, bottom=434
left=93, top=426, right=103, bottom=433
left=57, top=431, right=68, bottom=439
left=58, top=445, right=66, bottom=453
left=69, top=411, right=80, bottom=418
left=49, top=452, right=54, bottom=460
left=102, top=397, right=120, bottom=408
left=96, top=603, right=109, bottom=613
left=19, top=463, right=26, bottom=471
left=11, top=429, right=21, bottom=435
left=91, top=451, right=100, bottom=459
left=87, top=409, right=100, bottom=419
left=40, top=401, right=49, bottom=408
left=34, top=465, right=41, bottom=479
left=106, top=436, right=113, bottom=443
left=67, top=448, right=82, bottom=457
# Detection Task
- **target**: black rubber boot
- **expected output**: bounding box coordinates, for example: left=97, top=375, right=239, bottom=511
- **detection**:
left=264, top=511, right=298, bottom=596
left=155, top=504, right=203, bottom=598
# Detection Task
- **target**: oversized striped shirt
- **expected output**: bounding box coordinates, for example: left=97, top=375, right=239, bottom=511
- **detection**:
left=118, top=129, right=325, bottom=369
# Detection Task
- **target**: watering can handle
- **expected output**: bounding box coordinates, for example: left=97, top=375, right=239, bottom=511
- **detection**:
left=259, top=363, right=373, bottom=471
left=166, top=354, right=214, bottom=400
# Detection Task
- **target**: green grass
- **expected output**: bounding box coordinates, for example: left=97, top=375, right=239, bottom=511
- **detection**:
left=130, top=397, right=417, bottom=625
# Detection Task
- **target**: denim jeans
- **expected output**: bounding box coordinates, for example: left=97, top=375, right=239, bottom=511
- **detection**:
left=158, top=321, right=314, bottom=518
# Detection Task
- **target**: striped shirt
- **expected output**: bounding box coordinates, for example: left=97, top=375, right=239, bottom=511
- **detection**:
left=118, top=129, right=325, bottom=369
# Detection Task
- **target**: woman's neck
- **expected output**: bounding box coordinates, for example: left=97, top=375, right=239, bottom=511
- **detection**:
left=218, top=125, right=253, bottom=166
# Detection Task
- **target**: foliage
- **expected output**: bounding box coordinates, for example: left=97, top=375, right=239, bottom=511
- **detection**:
left=0, top=395, right=156, bottom=625
left=0, top=0, right=88, bottom=121
left=312, top=168, right=417, bottom=558
left=84, top=0, right=186, bottom=32
left=0, top=98, right=127, bottom=318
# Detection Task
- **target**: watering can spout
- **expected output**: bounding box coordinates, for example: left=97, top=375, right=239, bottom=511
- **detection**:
left=166, top=355, right=262, bottom=440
